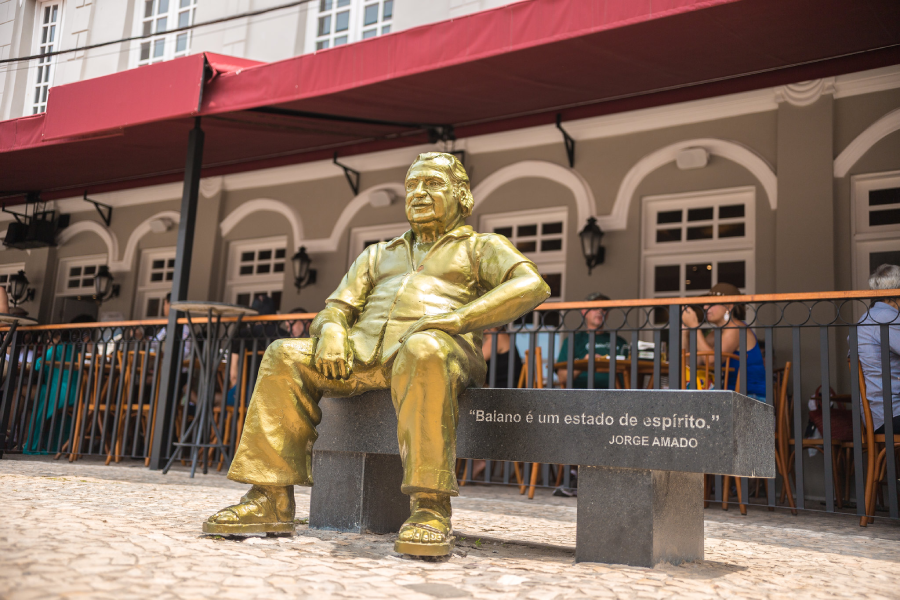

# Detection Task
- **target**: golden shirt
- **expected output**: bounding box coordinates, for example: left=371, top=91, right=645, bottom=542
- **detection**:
left=328, top=224, right=533, bottom=365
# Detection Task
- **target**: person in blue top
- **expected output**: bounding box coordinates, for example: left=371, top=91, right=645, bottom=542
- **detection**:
left=556, top=292, right=629, bottom=389
left=681, top=282, right=766, bottom=400
left=855, top=264, right=900, bottom=435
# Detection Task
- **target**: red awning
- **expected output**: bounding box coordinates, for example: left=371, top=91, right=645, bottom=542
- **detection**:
left=1, top=0, right=899, bottom=201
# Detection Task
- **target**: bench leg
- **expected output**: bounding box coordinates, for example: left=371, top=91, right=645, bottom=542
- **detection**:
left=309, top=451, right=409, bottom=534
left=576, top=467, right=703, bottom=567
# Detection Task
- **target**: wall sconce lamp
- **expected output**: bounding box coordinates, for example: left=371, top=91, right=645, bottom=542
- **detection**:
left=94, top=265, right=120, bottom=303
left=8, top=270, right=35, bottom=307
left=579, top=217, right=606, bottom=274
left=292, top=246, right=317, bottom=291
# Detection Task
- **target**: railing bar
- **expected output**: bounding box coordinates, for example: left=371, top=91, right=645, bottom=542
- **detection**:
left=488, top=332, right=497, bottom=389
left=688, top=329, right=697, bottom=391
left=503, top=460, right=510, bottom=485
left=507, top=332, right=517, bottom=392
left=608, top=329, right=617, bottom=390
left=54, top=343, right=80, bottom=456
left=848, top=325, right=865, bottom=517
left=819, top=327, right=834, bottom=513
left=120, top=342, right=140, bottom=460
left=146, top=344, right=163, bottom=460
left=668, top=304, right=681, bottom=392
left=24, top=340, right=48, bottom=454
left=764, top=327, right=776, bottom=509
left=484, top=459, right=492, bottom=484
left=542, top=463, right=549, bottom=488
left=652, top=330, right=661, bottom=390
left=566, top=331, right=574, bottom=389
left=587, top=330, right=596, bottom=390
left=545, top=329, right=555, bottom=390
left=526, top=332, right=535, bottom=389
left=792, top=327, right=805, bottom=509
left=880, top=324, right=897, bottom=519
left=10, top=340, right=30, bottom=450
left=43, top=341, right=63, bottom=455
left=739, top=328, right=748, bottom=396
left=102, top=341, right=125, bottom=460
left=713, top=328, right=722, bottom=393
left=630, top=329, right=639, bottom=390
left=131, top=342, right=149, bottom=457
left=83, top=340, right=100, bottom=456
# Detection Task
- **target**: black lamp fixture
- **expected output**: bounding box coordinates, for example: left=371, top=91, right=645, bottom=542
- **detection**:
left=94, top=265, right=120, bottom=303
left=579, top=217, right=606, bottom=274
left=8, top=270, right=35, bottom=307
left=291, top=246, right=317, bottom=291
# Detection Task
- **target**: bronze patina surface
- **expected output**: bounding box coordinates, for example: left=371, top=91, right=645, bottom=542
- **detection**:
left=205, top=152, right=550, bottom=555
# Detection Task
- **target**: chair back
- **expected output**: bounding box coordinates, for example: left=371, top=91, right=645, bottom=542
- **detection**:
left=773, top=362, right=792, bottom=460
left=681, top=350, right=739, bottom=391
left=517, top=346, right=544, bottom=389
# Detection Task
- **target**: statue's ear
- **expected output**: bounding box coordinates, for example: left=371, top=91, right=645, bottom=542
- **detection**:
left=456, top=184, right=474, bottom=217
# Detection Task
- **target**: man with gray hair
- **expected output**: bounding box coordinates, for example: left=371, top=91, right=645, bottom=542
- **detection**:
left=856, top=264, right=900, bottom=434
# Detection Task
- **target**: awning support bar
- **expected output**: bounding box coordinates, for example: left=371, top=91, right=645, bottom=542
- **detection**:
left=334, top=152, right=361, bottom=196
left=83, top=192, right=112, bottom=227
left=556, top=114, right=576, bottom=168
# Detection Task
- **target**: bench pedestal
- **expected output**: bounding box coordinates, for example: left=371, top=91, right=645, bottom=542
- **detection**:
left=309, top=451, right=408, bottom=534
left=577, top=466, right=703, bottom=567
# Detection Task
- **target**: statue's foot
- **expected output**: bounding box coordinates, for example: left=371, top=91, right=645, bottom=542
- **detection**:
left=394, top=493, right=453, bottom=557
left=202, top=485, right=296, bottom=535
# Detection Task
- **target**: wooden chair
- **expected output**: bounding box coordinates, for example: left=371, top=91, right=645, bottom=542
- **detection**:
left=105, top=350, right=160, bottom=465
left=772, top=363, right=798, bottom=514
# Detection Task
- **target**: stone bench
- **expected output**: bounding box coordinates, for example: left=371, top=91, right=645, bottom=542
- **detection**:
left=309, top=388, right=774, bottom=567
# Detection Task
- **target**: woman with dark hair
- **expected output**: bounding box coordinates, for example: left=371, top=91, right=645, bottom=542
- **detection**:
left=681, top=282, right=766, bottom=399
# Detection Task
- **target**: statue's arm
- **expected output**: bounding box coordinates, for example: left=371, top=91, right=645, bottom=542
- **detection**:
left=456, top=263, right=549, bottom=333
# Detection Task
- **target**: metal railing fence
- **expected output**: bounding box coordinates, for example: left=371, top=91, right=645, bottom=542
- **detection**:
left=1, top=290, right=898, bottom=523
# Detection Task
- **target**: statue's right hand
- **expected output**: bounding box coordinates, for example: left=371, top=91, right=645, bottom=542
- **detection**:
left=314, top=323, right=353, bottom=379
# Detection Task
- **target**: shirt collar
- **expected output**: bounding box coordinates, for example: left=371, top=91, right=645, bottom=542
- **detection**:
left=385, top=224, right=474, bottom=249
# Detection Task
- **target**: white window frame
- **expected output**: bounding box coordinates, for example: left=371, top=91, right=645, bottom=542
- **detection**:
left=305, top=0, right=393, bottom=53
left=640, top=187, right=756, bottom=299
left=130, top=0, right=197, bottom=67
left=0, top=263, right=27, bottom=296
left=224, top=236, right=288, bottom=309
left=347, top=222, right=408, bottom=268
left=134, top=247, right=176, bottom=319
left=55, top=255, right=106, bottom=298
left=479, top=206, right=568, bottom=302
left=26, top=1, right=63, bottom=115
left=851, top=170, right=900, bottom=290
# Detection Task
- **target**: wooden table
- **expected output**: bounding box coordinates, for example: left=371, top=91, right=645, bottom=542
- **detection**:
left=553, top=358, right=669, bottom=389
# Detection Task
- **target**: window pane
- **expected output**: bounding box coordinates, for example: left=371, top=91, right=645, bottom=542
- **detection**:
left=335, top=10, right=349, bottom=31
left=320, top=0, right=332, bottom=10
left=236, top=293, right=250, bottom=306
left=240, top=251, right=254, bottom=262
left=542, top=273, right=562, bottom=298
left=541, top=239, right=563, bottom=252
left=869, top=208, right=900, bottom=227
left=517, top=224, right=537, bottom=237
left=494, top=227, right=513, bottom=237
left=275, top=248, right=286, bottom=259
left=145, top=0, right=154, bottom=19
left=159, top=0, right=169, bottom=12
left=140, top=42, right=151, bottom=61
left=68, top=279, right=80, bottom=289
left=656, top=210, right=681, bottom=224
left=718, top=223, right=745, bottom=238
left=178, top=10, right=190, bottom=27
left=686, top=226, right=713, bottom=240
left=143, top=21, right=152, bottom=36
left=654, top=265, right=680, bottom=293
left=156, top=16, right=167, bottom=33
left=516, top=241, right=537, bottom=253
left=381, top=24, right=390, bottom=34
left=274, top=263, right=285, bottom=273
left=167, top=259, right=176, bottom=267
left=272, top=291, right=283, bottom=311
left=258, top=250, right=272, bottom=261
left=655, top=228, right=681, bottom=243
left=685, top=263, right=712, bottom=291
left=362, top=28, right=377, bottom=39
left=181, top=0, right=192, bottom=8
left=83, top=266, right=96, bottom=275
left=83, top=277, right=94, bottom=287
left=152, top=260, right=165, bottom=269
left=717, top=261, right=746, bottom=289
left=870, top=188, right=900, bottom=207
left=383, top=0, right=393, bottom=19
left=719, top=204, right=745, bottom=219
left=256, top=264, right=271, bottom=274
left=69, top=267, right=82, bottom=277
left=869, top=250, right=900, bottom=276
left=150, top=273, right=164, bottom=282
left=333, top=35, right=348, bottom=46
left=316, top=40, right=329, bottom=50
left=176, top=33, right=188, bottom=52
left=165, top=272, right=173, bottom=281
left=153, top=38, right=165, bottom=57
left=318, top=15, right=331, bottom=36
left=147, top=298, right=160, bottom=318
left=239, top=265, right=253, bottom=275
left=542, top=222, right=563, bottom=235
left=44, top=5, right=51, bottom=23
left=364, top=4, right=378, bottom=25
left=338, top=0, right=351, bottom=6
left=687, top=207, right=714, bottom=222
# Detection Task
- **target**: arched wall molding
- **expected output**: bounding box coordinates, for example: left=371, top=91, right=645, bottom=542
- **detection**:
left=834, top=107, right=900, bottom=178
left=611, top=138, right=777, bottom=231
left=56, top=221, right=119, bottom=263
left=471, top=160, right=597, bottom=228
left=302, top=183, right=406, bottom=253
left=220, top=198, right=304, bottom=247
left=109, top=210, right=182, bottom=272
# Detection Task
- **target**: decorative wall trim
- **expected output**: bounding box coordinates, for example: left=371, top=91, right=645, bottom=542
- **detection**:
left=775, top=79, right=835, bottom=107
left=220, top=198, right=305, bottom=246
left=611, top=139, right=777, bottom=231
left=834, top=107, right=900, bottom=178
left=199, top=176, right=224, bottom=198
left=302, top=183, right=406, bottom=253
left=110, top=210, right=181, bottom=272
left=56, top=221, right=120, bottom=262
left=471, top=161, right=596, bottom=228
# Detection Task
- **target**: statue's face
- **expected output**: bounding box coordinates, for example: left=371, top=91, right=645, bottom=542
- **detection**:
left=404, top=163, right=461, bottom=227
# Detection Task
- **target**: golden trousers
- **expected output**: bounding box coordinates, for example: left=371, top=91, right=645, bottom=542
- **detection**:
left=227, top=330, right=484, bottom=496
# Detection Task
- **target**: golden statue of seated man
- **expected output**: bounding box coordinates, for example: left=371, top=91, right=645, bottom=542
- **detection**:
left=205, top=152, right=550, bottom=556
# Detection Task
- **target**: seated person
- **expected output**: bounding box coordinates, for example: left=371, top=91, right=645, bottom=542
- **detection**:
left=856, top=264, right=900, bottom=434
left=681, top=282, right=766, bottom=399
left=481, top=326, right=522, bottom=389
left=556, top=292, right=628, bottom=389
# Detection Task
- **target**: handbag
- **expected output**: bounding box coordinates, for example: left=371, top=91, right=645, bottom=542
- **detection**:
left=808, top=385, right=855, bottom=441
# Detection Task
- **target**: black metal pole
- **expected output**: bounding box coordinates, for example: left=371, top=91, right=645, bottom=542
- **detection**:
left=0, top=324, right=21, bottom=458
left=148, top=118, right=204, bottom=470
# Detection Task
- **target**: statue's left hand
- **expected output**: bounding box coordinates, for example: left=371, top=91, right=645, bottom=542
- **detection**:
left=400, top=312, right=463, bottom=342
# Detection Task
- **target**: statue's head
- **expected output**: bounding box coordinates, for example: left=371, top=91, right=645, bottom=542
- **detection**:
left=404, top=152, right=474, bottom=228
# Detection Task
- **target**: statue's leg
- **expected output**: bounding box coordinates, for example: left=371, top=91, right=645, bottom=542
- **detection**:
left=389, top=330, right=478, bottom=555
left=204, top=338, right=356, bottom=535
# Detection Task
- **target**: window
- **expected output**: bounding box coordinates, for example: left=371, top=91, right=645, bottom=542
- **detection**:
left=480, top=207, right=568, bottom=302
left=134, top=248, right=176, bottom=318
left=641, top=188, right=756, bottom=301
left=225, top=237, right=287, bottom=311
left=347, top=222, right=409, bottom=268
left=0, top=264, right=26, bottom=296
left=136, top=0, right=196, bottom=66
left=29, top=2, right=62, bottom=114
left=851, top=171, right=900, bottom=290
left=55, top=255, right=106, bottom=297
left=311, top=0, right=392, bottom=51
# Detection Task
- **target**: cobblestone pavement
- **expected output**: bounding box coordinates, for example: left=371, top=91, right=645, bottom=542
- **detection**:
left=2, top=456, right=900, bottom=599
